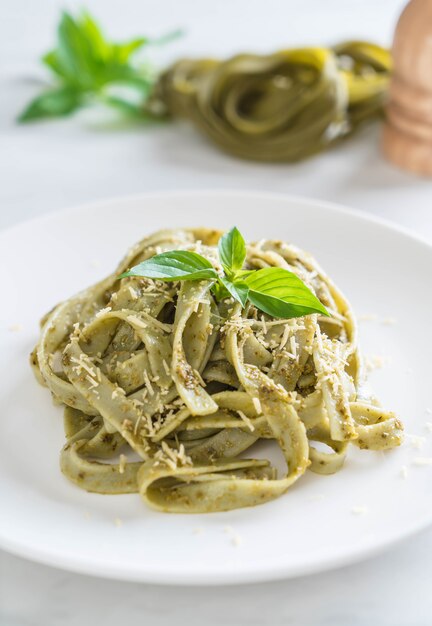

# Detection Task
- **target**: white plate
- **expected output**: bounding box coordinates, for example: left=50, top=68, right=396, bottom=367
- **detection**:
left=1, top=191, right=432, bottom=585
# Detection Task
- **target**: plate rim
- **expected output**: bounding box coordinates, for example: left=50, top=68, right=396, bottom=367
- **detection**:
left=2, top=188, right=432, bottom=255
left=1, top=188, right=432, bottom=585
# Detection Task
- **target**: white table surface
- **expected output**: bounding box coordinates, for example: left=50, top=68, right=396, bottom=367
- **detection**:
left=1, top=0, right=432, bottom=624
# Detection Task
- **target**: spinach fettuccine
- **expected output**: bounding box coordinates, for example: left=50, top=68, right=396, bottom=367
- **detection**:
left=149, top=41, right=391, bottom=161
left=31, top=228, right=403, bottom=513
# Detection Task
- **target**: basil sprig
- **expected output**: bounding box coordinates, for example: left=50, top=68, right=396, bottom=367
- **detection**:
left=18, top=11, right=181, bottom=122
left=119, top=227, right=329, bottom=320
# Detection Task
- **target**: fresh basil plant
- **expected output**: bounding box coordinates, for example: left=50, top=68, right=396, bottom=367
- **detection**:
left=120, top=227, right=329, bottom=320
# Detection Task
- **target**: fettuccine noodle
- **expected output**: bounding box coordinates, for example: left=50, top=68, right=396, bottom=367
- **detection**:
left=149, top=41, right=391, bottom=162
left=31, top=228, right=403, bottom=513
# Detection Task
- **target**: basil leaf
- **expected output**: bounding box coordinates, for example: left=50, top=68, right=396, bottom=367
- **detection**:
left=110, top=39, right=148, bottom=65
left=54, top=12, right=148, bottom=87
left=19, top=10, right=181, bottom=124
left=245, top=267, right=329, bottom=318
left=101, top=95, right=143, bottom=116
left=119, top=251, right=218, bottom=281
left=42, top=50, right=72, bottom=81
left=235, top=269, right=255, bottom=280
left=211, top=281, right=231, bottom=301
left=219, top=277, right=249, bottom=307
left=80, top=11, right=111, bottom=62
left=218, top=227, right=246, bottom=278
left=56, top=12, right=100, bottom=89
left=18, top=87, right=82, bottom=122
left=109, top=73, right=153, bottom=94
left=150, top=29, right=184, bottom=46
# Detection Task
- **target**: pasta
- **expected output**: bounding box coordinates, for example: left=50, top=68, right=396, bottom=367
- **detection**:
left=149, top=41, right=391, bottom=162
left=31, top=228, right=403, bottom=513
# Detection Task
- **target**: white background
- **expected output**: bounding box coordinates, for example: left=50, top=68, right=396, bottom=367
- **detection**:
left=1, top=0, right=432, bottom=624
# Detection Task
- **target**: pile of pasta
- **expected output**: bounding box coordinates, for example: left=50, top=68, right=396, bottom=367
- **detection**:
left=32, top=228, right=403, bottom=513
left=149, top=41, right=391, bottom=162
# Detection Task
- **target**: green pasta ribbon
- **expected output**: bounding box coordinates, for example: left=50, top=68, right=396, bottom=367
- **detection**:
left=149, top=41, right=391, bottom=161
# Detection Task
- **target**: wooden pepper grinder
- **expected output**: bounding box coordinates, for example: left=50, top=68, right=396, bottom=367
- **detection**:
left=382, top=0, right=432, bottom=175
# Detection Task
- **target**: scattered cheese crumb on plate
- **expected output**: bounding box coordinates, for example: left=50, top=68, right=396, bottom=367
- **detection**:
left=118, top=454, right=127, bottom=474
left=407, top=434, right=426, bottom=450
left=307, top=494, right=326, bottom=502
left=223, top=525, right=243, bottom=547
left=365, top=355, right=391, bottom=372
left=351, top=505, right=368, bottom=515
left=412, top=457, right=432, bottom=466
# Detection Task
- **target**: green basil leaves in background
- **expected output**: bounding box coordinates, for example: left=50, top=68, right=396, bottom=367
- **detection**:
left=120, top=227, right=329, bottom=320
left=18, top=11, right=181, bottom=122
left=18, top=86, right=83, bottom=122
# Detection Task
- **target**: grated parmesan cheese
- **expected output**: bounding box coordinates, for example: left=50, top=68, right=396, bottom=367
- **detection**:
left=128, top=286, right=138, bottom=300
left=407, top=434, right=426, bottom=450
left=365, top=354, right=391, bottom=372
left=307, top=494, right=326, bottom=502
left=143, top=370, right=154, bottom=396
left=85, top=374, right=99, bottom=389
left=290, top=335, right=298, bottom=360
left=111, top=386, right=126, bottom=400
left=153, top=441, right=193, bottom=470
left=8, top=324, right=22, bottom=332
left=126, top=314, right=148, bottom=329
left=358, top=314, right=378, bottom=321
left=95, top=306, right=111, bottom=318
left=223, top=525, right=242, bottom=547
left=70, top=354, right=97, bottom=378
left=279, top=325, right=290, bottom=350
left=237, top=410, right=255, bottom=432
left=412, top=457, right=432, bottom=466
left=118, top=454, right=127, bottom=474
left=134, top=415, right=142, bottom=436
left=252, top=397, right=262, bottom=415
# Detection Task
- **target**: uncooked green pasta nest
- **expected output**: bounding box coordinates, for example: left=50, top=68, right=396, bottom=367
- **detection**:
left=32, top=228, right=403, bottom=513
left=149, top=41, right=391, bottom=161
